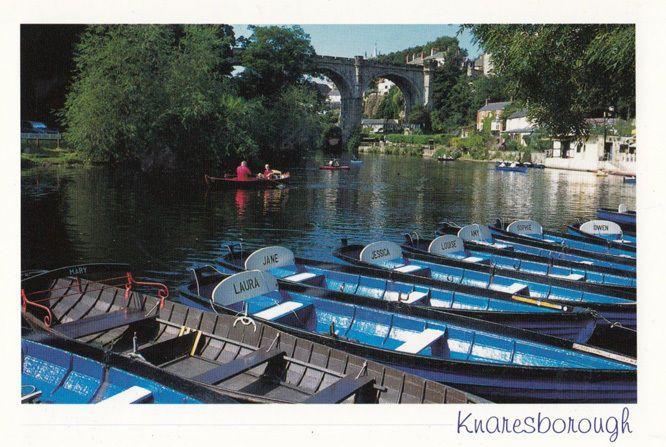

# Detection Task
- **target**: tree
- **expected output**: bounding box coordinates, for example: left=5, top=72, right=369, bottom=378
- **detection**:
left=375, top=86, right=404, bottom=120
left=463, top=24, right=635, bottom=137
left=238, top=25, right=316, bottom=99
left=408, top=105, right=431, bottom=132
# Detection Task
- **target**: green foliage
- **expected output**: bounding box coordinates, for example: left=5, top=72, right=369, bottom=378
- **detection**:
left=503, top=138, right=520, bottom=152
left=376, top=35, right=466, bottom=65
left=237, top=25, right=316, bottom=99
left=464, top=24, right=635, bottom=137
left=450, top=132, right=492, bottom=159
left=375, top=86, right=404, bottom=119
left=61, top=25, right=327, bottom=170
left=385, top=134, right=451, bottom=145
left=407, top=105, right=431, bottom=132
left=346, top=127, right=362, bottom=152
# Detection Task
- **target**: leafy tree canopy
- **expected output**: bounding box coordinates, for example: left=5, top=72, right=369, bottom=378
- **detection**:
left=238, top=25, right=316, bottom=99
left=376, top=36, right=466, bottom=65
left=463, top=24, right=635, bottom=137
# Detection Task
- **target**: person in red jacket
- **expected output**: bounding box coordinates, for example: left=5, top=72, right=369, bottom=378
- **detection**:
left=236, top=161, right=252, bottom=180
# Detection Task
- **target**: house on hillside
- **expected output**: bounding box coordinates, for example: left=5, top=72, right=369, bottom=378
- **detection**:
left=377, top=79, right=395, bottom=95
left=466, top=53, right=494, bottom=77
left=405, top=47, right=461, bottom=68
left=505, top=109, right=536, bottom=146
left=327, top=88, right=341, bottom=109
left=476, top=101, right=510, bottom=133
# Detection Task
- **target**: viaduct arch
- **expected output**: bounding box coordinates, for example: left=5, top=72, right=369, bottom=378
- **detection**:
left=314, top=55, right=436, bottom=142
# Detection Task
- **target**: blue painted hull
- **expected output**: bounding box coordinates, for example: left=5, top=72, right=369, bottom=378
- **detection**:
left=22, top=338, right=200, bottom=404
left=178, top=272, right=636, bottom=404
left=213, top=258, right=599, bottom=342
left=495, top=166, right=528, bottom=173
left=438, top=224, right=637, bottom=271
left=567, top=224, right=636, bottom=248
left=597, top=208, right=636, bottom=226
left=332, top=245, right=636, bottom=331
left=403, top=238, right=636, bottom=289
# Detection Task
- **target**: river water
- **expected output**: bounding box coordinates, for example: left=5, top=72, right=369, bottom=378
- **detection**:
left=22, top=154, right=635, bottom=289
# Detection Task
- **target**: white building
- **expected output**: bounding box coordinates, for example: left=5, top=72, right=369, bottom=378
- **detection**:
left=546, top=134, right=636, bottom=175
left=327, top=89, right=341, bottom=109
left=376, top=78, right=395, bottom=95
left=505, top=109, right=536, bottom=146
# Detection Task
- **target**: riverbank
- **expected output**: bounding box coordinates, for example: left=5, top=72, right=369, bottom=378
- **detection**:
left=359, top=142, right=524, bottom=162
left=21, top=147, right=86, bottom=168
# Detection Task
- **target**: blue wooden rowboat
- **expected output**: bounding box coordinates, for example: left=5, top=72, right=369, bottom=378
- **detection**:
left=21, top=337, right=207, bottom=404
left=211, top=246, right=600, bottom=342
left=178, top=269, right=636, bottom=403
left=495, top=162, right=528, bottom=173
left=332, top=240, right=636, bottom=332
left=567, top=220, right=636, bottom=248
left=623, top=176, right=636, bottom=184
left=597, top=205, right=636, bottom=227
left=22, top=264, right=482, bottom=404
left=402, top=233, right=636, bottom=289
left=437, top=222, right=636, bottom=270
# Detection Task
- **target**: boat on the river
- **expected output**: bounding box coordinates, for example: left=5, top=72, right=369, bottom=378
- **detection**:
left=21, top=264, right=481, bottom=404
left=212, top=246, right=601, bottom=342
left=179, top=268, right=636, bottom=403
left=20, top=335, right=226, bottom=404
left=597, top=204, right=636, bottom=228
left=319, top=165, right=351, bottom=171
left=437, top=156, right=456, bottom=162
left=623, top=176, right=636, bottom=184
left=332, top=240, right=635, bottom=333
left=495, top=162, right=527, bottom=173
left=437, top=222, right=637, bottom=266
left=350, top=159, right=363, bottom=165
left=567, top=220, right=636, bottom=249
left=402, top=233, right=636, bottom=289
left=204, top=173, right=290, bottom=189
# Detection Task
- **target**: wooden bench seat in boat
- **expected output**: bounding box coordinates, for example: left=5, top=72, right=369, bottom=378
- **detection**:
left=396, top=328, right=446, bottom=355
left=282, top=272, right=323, bottom=285
left=191, top=348, right=287, bottom=386
left=254, top=301, right=304, bottom=321
left=304, top=375, right=376, bottom=404
left=393, top=264, right=422, bottom=274
left=462, top=256, right=486, bottom=263
left=490, top=282, right=529, bottom=296
left=549, top=273, right=585, bottom=281
left=476, top=240, right=510, bottom=250
left=97, top=386, right=152, bottom=404
left=54, top=309, right=154, bottom=339
left=386, top=290, right=429, bottom=305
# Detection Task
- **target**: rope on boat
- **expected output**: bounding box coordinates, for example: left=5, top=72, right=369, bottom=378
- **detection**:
left=232, top=302, right=257, bottom=332
left=355, top=361, right=368, bottom=379
left=267, top=333, right=281, bottom=351
left=589, top=309, right=637, bottom=333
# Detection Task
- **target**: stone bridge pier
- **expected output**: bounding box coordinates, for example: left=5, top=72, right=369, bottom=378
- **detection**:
left=314, top=55, right=435, bottom=142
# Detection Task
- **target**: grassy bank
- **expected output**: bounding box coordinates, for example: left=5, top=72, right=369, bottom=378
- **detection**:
left=21, top=147, right=86, bottom=168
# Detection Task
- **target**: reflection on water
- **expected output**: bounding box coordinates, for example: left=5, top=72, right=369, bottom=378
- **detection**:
left=21, top=155, right=636, bottom=288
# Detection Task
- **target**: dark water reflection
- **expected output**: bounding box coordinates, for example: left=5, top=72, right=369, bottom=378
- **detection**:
left=21, top=155, right=635, bottom=289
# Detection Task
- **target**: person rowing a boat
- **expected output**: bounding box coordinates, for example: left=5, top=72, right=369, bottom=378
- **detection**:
left=260, top=164, right=282, bottom=180
left=327, top=158, right=340, bottom=167
left=236, top=161, right=252, bottom=180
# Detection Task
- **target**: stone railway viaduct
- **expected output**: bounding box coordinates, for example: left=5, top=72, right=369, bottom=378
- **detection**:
left=314, top=55, right=436, bottom=141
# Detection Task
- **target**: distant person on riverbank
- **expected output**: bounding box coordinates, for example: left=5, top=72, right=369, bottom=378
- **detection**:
left=236, top=161, right=252, bottom=179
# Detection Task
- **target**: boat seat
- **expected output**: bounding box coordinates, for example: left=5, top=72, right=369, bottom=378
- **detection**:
left=137, top=331, right=198, bottom=366
left=253, top=301, right=303, bottom=321
left=98, top=386, right=152, bottom=404
left=580, top=261, right=594, bottom=265
left=21, top=389, right=42, bottom=404
left=549, top=273, right=585, bottom=281
left=393, top=264, right=422, bottom=274
left=462, top=256, right=485, bottom=263
left=304, top=375, right=376, bottom=404
left=491, top=282, right=529, bottom=296
left=54, top=309, right=155, bottom=339
left=282, top=272, right=318, bottom=282
left=395, top=328, right=446, bottom=355
left=191, top=348, right=286, bottom=385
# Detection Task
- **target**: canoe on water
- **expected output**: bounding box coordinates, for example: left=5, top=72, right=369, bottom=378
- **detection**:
left=204, top=173, right=290, bottom=189
left=213, top=245, right=603, bottom=342
left=179, top=267, right=636, bottom=403
left=495, top=162, right=528, bottom=173
left=567, top=220, right=636, bottom=248
left=597, top=205, right=636, bottom=235
left=21, top=264, right=482, bottom=404
left=437, top=222, right=636, bottom=269
left=332, top=240, right=636, bottom=333
left=319, top=165, right=350, bottom=170
left=402, top=233, right=636, bottom=289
